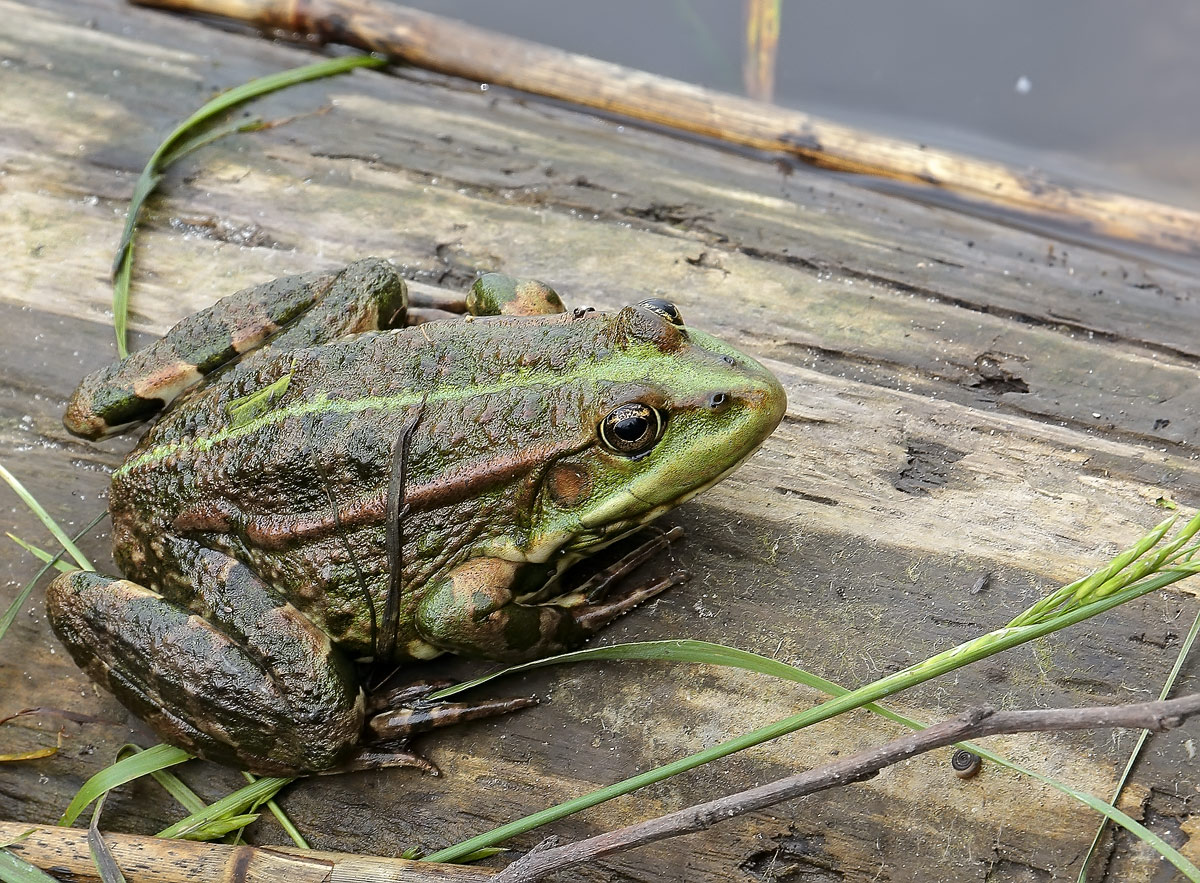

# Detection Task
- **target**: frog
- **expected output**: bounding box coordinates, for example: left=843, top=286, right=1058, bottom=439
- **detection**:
left=46, top=258, right=786, bottom=776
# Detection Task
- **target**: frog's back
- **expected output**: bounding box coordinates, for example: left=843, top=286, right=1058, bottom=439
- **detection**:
left=107, top=312, right=606, bottom=644
left=111, top=310, right=592, bottom=521
left=106, top=303, right=784, bottom=656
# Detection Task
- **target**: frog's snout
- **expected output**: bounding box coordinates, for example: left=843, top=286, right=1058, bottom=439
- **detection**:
left=722, top=367, right=787, bottom=458
left=621, top=363, right=786, bottom=516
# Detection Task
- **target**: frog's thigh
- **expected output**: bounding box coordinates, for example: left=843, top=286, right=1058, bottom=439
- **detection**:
left=265, top=258, right=408, bottom=351
left=46, top=562, right=364, bottom=775
left=414, top=558, right=590, bottom=663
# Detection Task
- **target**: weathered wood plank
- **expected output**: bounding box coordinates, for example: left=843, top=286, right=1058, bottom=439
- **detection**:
left=0, top=822, right=494, bottom=883
left=2, top=1, right=1198, bottom=881
left=135, top=0, right=1200, bottom=263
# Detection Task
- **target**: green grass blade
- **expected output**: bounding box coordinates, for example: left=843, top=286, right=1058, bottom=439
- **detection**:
left=0, top=463, right=92, bottom=571
left=431, top=639, right=908, bottom=726
left=159, top=118, right=265, bottom=169
left=59, top=744, right=192, bottom=827
left=1, top=555, right=65, bottom=646
left=6, top=535, right=75, bottom=574
left=111, top=252, right=134, bottom=360
left=425, top=537, right=1199, bottom=863
left=1045, top=769, right=1199, bottom=881
left=155, top=776, right=292, bottom=840
left=1, top=512, right=104, bottom=645
left=114, top=745, right=206, bottom=816
left=0, top=849, right=60, bottom=883
left=1076, top=604, right=1200, bottom=882
left=240, top=773, right=308, bottom=849
left=110, top=53, right=384, bottom=357
left=431, top=639, right=829, bottom=697
left=432, top=637, right=1199, bottom=875
left=88, top=799, right=127, bottom=883
left=456, top=848, right=508, bottom=863
left=177, top=815, right=261, bottom=842
left=1008, top=516, right=1173, bottom=628
left=148, top=770, right=206, bottom=816
left=0, top=832, right=33, bottom=851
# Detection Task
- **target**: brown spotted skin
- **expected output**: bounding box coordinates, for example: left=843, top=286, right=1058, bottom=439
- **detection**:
left=47, top=259, right=786, bottom=773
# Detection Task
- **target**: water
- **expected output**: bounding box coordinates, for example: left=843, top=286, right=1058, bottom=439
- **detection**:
left=399, top=1, right=1200, bottom=212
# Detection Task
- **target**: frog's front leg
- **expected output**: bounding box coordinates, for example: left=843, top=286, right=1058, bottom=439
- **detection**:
left=414, top=556, right=682, bottom=663
left=46, top=545, right=365, bottom=775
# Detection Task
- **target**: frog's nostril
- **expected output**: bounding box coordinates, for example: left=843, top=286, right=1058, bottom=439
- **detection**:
left=707, top=392, right=730, bottom=411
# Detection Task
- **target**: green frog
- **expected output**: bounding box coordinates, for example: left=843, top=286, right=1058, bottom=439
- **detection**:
left=47, top=258, right=786, bottom=775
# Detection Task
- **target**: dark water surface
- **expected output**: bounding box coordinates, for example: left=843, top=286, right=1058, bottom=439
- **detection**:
left=400, top=1, right=1200, bottom=213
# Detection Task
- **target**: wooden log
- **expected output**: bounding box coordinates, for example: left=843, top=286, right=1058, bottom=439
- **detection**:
left=0, top=821, right=493, bottom=882
left=2, top=1, right=1199, bottom=880
left=129, top=0, right=1200, bottom=261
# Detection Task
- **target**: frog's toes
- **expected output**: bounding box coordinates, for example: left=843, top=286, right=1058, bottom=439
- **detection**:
left=364, top=678, right=457, bottom=716
left=328, top=744, right=441, bottom=776
left=366, top=693, right=538, bottom=742
left=574, top=525, right=686, bottom=603
left=573, top=570, right=690, bottom=632
left=347, top=691, right=537, bottom=776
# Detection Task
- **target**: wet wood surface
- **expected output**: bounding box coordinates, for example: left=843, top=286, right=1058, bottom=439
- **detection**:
left=1, top=1, right=1198, bottom=881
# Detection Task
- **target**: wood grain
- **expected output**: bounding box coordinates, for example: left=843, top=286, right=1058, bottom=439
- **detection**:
left=2, top=1, right=1198, bottom=881
left=0, top=822, right=494, bottom=882
left=131, top=0, right=1200, bottom=263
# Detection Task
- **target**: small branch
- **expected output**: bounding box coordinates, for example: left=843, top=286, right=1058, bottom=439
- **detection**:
left=493, top=693, right=1200, bottom=882
left=0, top=822, right=494, bottom=883
left=130, top=0, right=1200, bottom=259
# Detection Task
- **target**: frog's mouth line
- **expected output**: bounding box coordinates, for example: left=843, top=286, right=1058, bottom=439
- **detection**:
left=563, top=449, right=757, bottom=555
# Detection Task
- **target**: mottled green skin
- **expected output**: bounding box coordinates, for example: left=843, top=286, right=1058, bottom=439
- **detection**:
left=47, top=260, right=786, bottom=773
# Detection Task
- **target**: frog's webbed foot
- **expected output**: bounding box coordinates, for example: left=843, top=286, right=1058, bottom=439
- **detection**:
left=330, top=745, right=438, bottom=775
left=367, top=692, right=538, bottom=741
left=545, top=526, right=690, bottom=630
left=331, top=681, right=537, bottom=775
left=570, top=570, right=689, bottom=631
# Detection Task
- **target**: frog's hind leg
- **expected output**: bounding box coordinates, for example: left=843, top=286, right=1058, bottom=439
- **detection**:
left=262, top=258, right=409, bottom=351
left=64, top=259, right=408, bottom=439
left=45, top=549, right=365, bottom=775
left=328, top=682, right=537, bottom=774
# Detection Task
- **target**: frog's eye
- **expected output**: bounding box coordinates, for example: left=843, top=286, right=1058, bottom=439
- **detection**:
left=598, top=403, right=666, bottom=456
left=637, top=298, right=684, bottom=327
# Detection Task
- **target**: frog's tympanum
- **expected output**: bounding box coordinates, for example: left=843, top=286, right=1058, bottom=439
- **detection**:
left=48, top=259, right=786, bottom=775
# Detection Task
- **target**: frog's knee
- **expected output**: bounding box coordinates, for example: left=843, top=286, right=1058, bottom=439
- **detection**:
left=46, top=571, right=160, bottom=644
left=467, top=274, right=565, bottom=317
left=414, top=558, right=518, bottom=648
left=266, top=259, right=408, bottom=350
left=414, top=558, right=585, bottom=661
